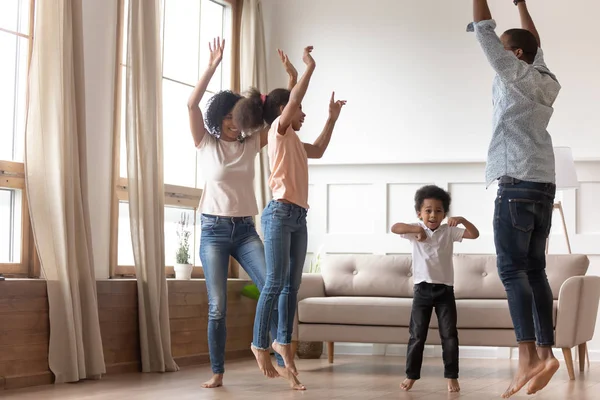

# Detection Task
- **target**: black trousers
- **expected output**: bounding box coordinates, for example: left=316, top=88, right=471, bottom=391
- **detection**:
left=406, top=282, right=459, bottom=380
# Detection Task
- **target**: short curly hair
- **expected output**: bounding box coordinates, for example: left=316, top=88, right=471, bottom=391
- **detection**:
left=204, top=90, right=242, bottom=137
left=414, top=185, right=451, bottom=213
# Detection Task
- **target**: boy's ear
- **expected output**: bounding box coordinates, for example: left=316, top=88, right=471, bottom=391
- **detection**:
left=417, top=211, right=422, bottom=220
left=279, top=105, right=285, bottom=114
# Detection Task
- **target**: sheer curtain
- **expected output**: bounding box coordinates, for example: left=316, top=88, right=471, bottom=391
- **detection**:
left=240, top=0, right=271, bottom=238
left=25, top=0, right=105, bottom=383
left=125, top=0, right=178, bottom=373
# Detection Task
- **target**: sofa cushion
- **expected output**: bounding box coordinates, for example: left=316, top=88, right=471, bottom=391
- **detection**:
left=298, top=297, right=558, bottom=329
left=298, top=297, right=413, bottom=327
left=321, top=254, right=413, bottom=297
left=320, top=253, right=589, bottom=300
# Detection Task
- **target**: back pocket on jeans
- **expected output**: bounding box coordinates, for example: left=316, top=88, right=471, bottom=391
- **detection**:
left=508, top=198, right=539, bottom=233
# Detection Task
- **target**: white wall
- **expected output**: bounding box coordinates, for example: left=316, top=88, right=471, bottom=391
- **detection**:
left=82, top=0, right=117, bottom=279
left=261, top=0, right=600, bottom=164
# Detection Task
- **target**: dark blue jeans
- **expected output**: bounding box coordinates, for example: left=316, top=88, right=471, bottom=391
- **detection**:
left=253, top=200, right=308, bottom=349
left=200, top=214, right=284, bottom=374
left=493, top=177, right=556, bottom=346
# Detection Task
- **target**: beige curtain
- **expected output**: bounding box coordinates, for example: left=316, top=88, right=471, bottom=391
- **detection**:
left=240, top=0, right=271, bottom=244
left=125, top=0, right=178, bottom=373
left=25, top=0, right=106, bottom=383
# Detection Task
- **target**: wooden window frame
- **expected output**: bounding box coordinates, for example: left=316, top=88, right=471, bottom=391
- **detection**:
left=0, top=0, right=40, bottom=278
left=109, top=0, right=242, bottom=279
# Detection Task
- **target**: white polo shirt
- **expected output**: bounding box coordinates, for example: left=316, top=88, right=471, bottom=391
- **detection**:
left=401, top=222, right=465, bottom=286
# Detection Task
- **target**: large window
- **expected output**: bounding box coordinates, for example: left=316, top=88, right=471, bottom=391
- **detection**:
left=112, top=0, right=238, bottom=277
left=0, top=0, right=37, bottom=277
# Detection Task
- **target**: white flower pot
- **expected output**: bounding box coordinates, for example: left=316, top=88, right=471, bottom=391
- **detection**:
left=174, top=263, right=193, bottom=280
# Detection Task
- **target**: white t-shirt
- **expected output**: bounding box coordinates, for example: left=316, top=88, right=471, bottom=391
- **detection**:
left=401, top=222, right=465, bottom=286
left=196, top=133, right=260, bottom=217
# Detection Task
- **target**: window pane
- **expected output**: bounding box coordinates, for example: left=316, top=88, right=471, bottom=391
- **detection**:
left=164, top=206, right=196, bottom=266
left=163, top=0, right=200, bottom=85
left=163, top=79, right=197, bottom=187
left=0, top=34, right=28, bottom=162
left=117, top=201, right=134, bottom=266
left=0, top=0, right=29, bottom=35
left=0, top=188, right=22, bottom=263
left=118, top=203, right=198, bottom=267
left=200, top=0, right=225, bottom=93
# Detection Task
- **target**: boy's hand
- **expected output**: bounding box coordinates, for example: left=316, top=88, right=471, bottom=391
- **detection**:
left=416, top=226, right=427, bottom=242
left=448, top=217, right=464, bottom=227
left=208, top=37, right=225, bottom=69
left=328, top=92, right=347, bottom=121
left=278, top=49, right=298, bottom=78
left=302, top=46, right=316, bottom=68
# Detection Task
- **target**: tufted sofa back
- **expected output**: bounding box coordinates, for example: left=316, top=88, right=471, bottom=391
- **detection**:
left=320, top=254, right=589, bottom=300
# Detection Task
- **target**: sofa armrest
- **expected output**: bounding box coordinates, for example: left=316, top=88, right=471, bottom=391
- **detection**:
left=292, top=273, right=326, bottom=341
left=555, top=275, right=600, bottom=348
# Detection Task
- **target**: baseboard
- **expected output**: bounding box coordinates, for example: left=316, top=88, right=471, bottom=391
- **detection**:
left=3, top=372, right=54, bottom=390
left=175, top=348, right=252, bottom=368
left=328, top=343, right=600, bottom=362
left=105, top=362, right=141, bottom=374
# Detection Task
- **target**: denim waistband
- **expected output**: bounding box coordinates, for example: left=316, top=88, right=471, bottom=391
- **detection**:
left=498, top=176, right=556, bottom=189
left=201, top=214, right=253, bottom=223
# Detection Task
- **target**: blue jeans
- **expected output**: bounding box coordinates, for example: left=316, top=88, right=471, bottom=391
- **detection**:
left=493, top=177, right=556, bottom=346
left=252, top=200, right=308, bottom=349
left=200, top=214, right=283, bottom=374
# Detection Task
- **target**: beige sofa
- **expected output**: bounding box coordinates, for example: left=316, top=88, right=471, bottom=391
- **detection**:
left=294, top=254, right=600, bottom=380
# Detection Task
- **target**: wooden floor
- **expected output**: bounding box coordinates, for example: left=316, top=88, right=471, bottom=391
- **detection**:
left=3, top=355, right=600, bottom=399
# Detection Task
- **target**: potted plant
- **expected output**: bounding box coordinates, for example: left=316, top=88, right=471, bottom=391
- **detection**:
left=296, top=250, right=325, bottom=359
left=174, top=213, right=193, bottom=280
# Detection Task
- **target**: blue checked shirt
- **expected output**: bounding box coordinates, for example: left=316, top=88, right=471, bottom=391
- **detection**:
left=468, top=19, right=561, bottom=187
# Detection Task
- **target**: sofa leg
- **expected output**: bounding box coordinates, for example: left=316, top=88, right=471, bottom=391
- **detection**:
left=291, top=340, right=298, bottom=359
left=562, top=348, right=575, bottom=380
left=327, top=342, right=334, bottom=364
left=578, top=343, right=587, bottom=372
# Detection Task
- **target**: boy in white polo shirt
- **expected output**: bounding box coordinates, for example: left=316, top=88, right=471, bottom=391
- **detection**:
left=391, top=185, right=479, bottom=393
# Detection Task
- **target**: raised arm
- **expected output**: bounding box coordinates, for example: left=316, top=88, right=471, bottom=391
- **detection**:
left=188, top=38, right=224, bottom=147
left=278, top=46, right=315, bottom=135
left=391, top=223, right=427, bottom=242
left=473, top=0, right=492, bottom=23
left=448, top=217, right=480, bottom=240
left=260, top=50, right=299, bottom=148
left=304, top=92, right=346, bottom=159
left=517, top=1, right=541, bottom=47
left=278, top=49, right=298, bottom=91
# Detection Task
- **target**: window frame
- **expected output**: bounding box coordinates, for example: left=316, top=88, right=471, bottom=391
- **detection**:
left=109, top=0, right=241, bottom=278
left=0, top=0, right=40, bottom=278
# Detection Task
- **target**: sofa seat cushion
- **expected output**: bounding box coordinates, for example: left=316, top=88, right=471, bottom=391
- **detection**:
left=298, top=297, right=413, bottom=327
left=455, top=300, right=557, bottom=329
left=298, top=297, right=558, bottom=329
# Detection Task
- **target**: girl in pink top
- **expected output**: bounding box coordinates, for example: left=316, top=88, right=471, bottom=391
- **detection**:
left=234, top=46, right=346, bottom=389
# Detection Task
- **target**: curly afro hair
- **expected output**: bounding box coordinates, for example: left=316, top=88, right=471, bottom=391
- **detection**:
left=204, top=90, right=242, bottom=137
left=232, top=87, right=291, bottom=133
left=414, top=185, right=451, bottom=213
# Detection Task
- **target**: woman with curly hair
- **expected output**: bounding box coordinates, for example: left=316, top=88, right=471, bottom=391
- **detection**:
left=187, top=37, right=297, bottom=389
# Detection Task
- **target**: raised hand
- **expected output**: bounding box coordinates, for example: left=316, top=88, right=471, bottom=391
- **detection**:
left=208, top=37, right=225, bottom=69
left=328, top=92, right=347, bottom=121
left=302, top=46, right=316, bottom=68
left=278, top=49, right=298, bottom=78
left=447, top=217, right=464, bottom=227
left=416, top=227, right=427, bottom=242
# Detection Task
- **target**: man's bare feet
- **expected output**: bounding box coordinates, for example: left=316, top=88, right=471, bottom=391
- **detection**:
left=201, top=374, right=223, bottom=388
left=251, top=345, right=279, bottom=378
left=527, top=348, right=560, bottom=395
left=400, top=378, right=416, bottom=391
left=272, top=341, right=298, bottom=376
left=448, top=379, right=460, bottom=393
left=275, top=365, right=306, bottom=390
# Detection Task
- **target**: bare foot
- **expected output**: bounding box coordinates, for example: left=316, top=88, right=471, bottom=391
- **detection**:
left=272, top=341, right=298, bottom=376
left=275, top=365, right=306, bottom=390
left=502, top=360, right=545, bottom=398
left=251, top=345, right=279, bottom=378
left=448, top=379, right=460, bottom=393
left=201, top=374, right=223, bottom=388
left=527, top=358, right=560, bottom=395
left=400, top=378, right=416, bottom=391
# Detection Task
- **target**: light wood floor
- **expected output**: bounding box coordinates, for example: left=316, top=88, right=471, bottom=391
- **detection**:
left=3, top=355, right=600, bottom=399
